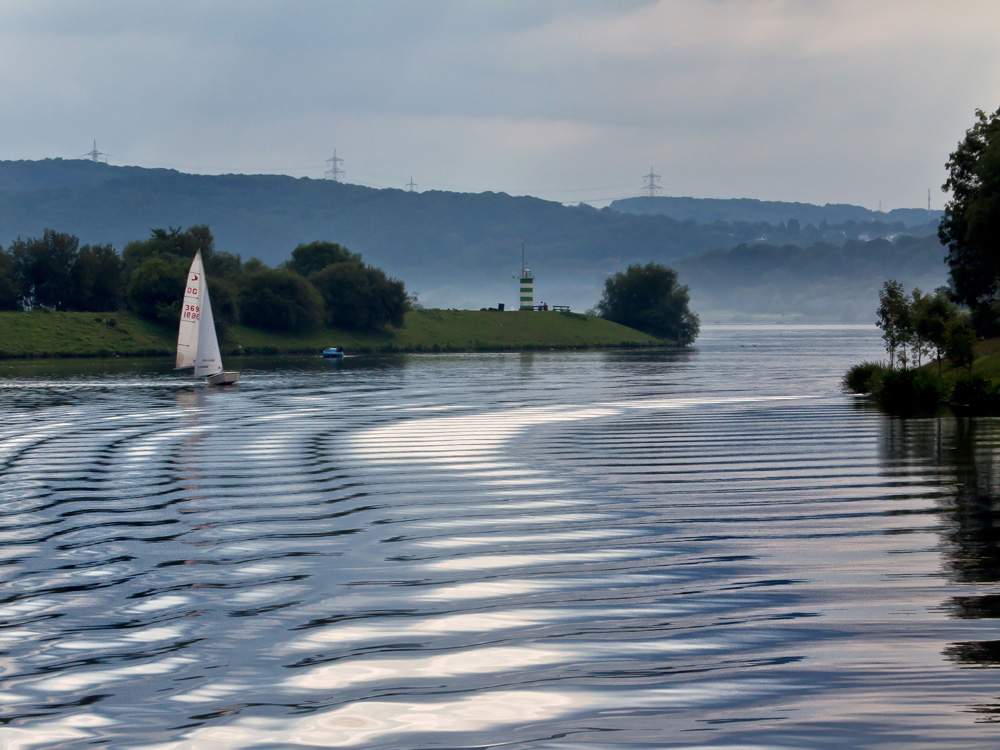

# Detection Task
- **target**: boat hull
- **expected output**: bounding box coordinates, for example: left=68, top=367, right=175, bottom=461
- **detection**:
left=206, top=371, right=240, bottom=386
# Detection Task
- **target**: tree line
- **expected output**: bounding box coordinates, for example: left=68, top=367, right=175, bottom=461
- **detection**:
left=0, top=226, right=408, bottom=332
left=847, top=281, right=981, bottom=415
left=875, top=281, right=975, bottom=373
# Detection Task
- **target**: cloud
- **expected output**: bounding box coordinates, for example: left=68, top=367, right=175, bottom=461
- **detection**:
left=0, top=0, right=998, bottom=208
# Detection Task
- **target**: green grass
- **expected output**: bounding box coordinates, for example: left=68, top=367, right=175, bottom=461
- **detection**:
left=844, top=338, right=1000, bottom=416
left=0, top=309, right=669, bottom=359
left=965, top=338, right=1000, bottom=380
left=911, top=338, right=1000, bottom=383
left=0, top=310, right=175, bottom=358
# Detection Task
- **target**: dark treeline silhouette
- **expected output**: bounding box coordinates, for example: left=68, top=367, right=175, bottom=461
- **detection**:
left=940, top=106, right=1000, bottom=336
left=0, top=229, right=122, bottom=312
left=0, top=226, right=408, bottom=333
left=611, top=195, right=942, bottom=231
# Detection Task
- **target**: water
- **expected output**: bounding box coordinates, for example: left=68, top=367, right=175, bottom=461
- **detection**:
left=2, top=325, right=1000, bottom=748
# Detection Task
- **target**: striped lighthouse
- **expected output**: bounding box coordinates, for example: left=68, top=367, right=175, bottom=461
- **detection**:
left=517, top=238, right=534, bottom=311
left=519, top=268, right=534, bottom=310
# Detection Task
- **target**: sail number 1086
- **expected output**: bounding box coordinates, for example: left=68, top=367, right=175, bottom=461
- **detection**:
left=183, top=304, right=201, bottom=321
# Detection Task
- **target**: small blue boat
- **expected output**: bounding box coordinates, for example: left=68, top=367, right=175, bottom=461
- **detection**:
left=322, top=346, right=345, bottom=359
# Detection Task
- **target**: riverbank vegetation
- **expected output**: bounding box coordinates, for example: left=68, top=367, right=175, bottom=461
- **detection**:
left=844, top=339, right=1000, bottom=416
left=594, top=262, right=699, bottom=344
left=0, top=223, right=693, bottom=357
left=845, top=105, right=1000, bottom=415
left=843, top=281, right=981, bottom=414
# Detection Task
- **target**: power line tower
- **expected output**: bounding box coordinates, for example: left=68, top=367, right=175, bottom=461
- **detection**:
left=325, top=150, right=345, bottom=181
left=641, top=166, right=662, bottom=198
left=82, top=140, right=109, bottom=163
left=405, top=177, right=418, bottom=192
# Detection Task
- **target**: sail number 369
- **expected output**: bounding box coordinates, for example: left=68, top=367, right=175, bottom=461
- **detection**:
left=183, top=304, right=201, bottom=321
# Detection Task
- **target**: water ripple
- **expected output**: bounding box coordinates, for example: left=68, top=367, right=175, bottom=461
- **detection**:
left=3, top=330, right=1000, bottom=748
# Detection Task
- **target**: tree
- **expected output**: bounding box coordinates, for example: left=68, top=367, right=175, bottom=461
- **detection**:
left=310, top=263, right=372, bottom=329
left=947, top=320, right=977, bottom=374
left=9, top=230, right=79, bottom=309
left=284, top=241, right=360, bottom=278
left=0, top=249, right=21, bottom=310
left=910, top=289, right=930, bottom=367
left=70, top=243, right=124, bottom=312
left=121, top=225, right=240, bottom=282
left=238, top=268, right=325, bottom=332
left=595, top=262, right=699, bottom=344
left=4, top=231, right=124, bottom=312
left=913, top=290, right=957, bottom=376
left=364, top=265, right=407, bottom=329
left=876, top=280, right=912, bottom=368
left=121, top=225, right=244, bottom=326
left=939, top=107, right=1000, bottom=331
left=125, top=256, right=189, bottom=324
left=122, top=225, right=214, bottom=276
left=242, top=257, right=266, bottom=275
left=309, top=263, right=408, bottom=330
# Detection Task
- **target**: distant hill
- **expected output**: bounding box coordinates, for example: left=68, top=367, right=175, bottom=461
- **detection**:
left=674, top=234, right=949, bottom=324
left=610, top=195, right=942, bottom=229
left=0, top=160, right=740, bottom=311
left=0, top=159, right=946, bottom=319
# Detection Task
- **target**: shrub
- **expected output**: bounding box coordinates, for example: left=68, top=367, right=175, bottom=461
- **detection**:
left=126, top=256, right=188, bottom=324
left=238, top=268, right=324, bottom=332
left=949, top=375, right=1000, bottom=414
left=871, top=368, right=944, bottom=415
left=309, top=262, right=407, bottom=330
left=843, top=361, right=889, bottom=394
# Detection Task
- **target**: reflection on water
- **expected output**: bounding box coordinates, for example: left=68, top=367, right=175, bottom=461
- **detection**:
left=4, top=327, right=1000, bottom=747
left=878, top=417, right=1000, bottom=726
left=881, top=419, right=1000, bottom=685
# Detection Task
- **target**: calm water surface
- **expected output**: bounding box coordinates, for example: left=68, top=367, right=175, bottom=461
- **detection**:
left=2, top=326, right=1000, bottom=749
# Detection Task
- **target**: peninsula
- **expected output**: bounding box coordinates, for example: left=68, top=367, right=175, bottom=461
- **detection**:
left=0, top=308, right=668, bottom=360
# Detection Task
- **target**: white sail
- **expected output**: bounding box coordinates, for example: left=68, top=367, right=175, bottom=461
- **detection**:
left=194, top=283, right=224, bottom=378
left=175, top=250, right=204, bottom=370
left=176, top=249, right=237, bottom=385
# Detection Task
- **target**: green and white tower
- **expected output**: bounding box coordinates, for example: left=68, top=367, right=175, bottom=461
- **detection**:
left=519, top=269, right=534, bottom=310
left=518, top=239, right=534, bottom=311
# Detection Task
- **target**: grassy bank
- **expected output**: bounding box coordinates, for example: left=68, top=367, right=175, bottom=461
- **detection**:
left=0, top=309, right=668, bottom=359
left=844, top=338, right=1000, bottom=415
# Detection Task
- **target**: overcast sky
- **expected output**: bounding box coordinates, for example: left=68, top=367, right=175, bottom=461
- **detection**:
left=2, top=0, right=998, bottom=210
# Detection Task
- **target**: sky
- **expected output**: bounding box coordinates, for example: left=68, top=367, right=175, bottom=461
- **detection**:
left=1, top=0, right=998, bottom=211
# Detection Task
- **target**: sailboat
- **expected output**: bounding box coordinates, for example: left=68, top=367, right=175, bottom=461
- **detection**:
left=176, top=250, right=239, bottom=386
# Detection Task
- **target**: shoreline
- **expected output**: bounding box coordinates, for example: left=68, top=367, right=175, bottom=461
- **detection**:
left=0, top=309, right=674, bottom=360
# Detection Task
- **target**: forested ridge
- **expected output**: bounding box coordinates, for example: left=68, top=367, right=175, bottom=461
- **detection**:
left=0, top=159, right=945, bottom=319
left=674, top=234, right=948, bottom=323
left=611, top=195, right=941, bottom=229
